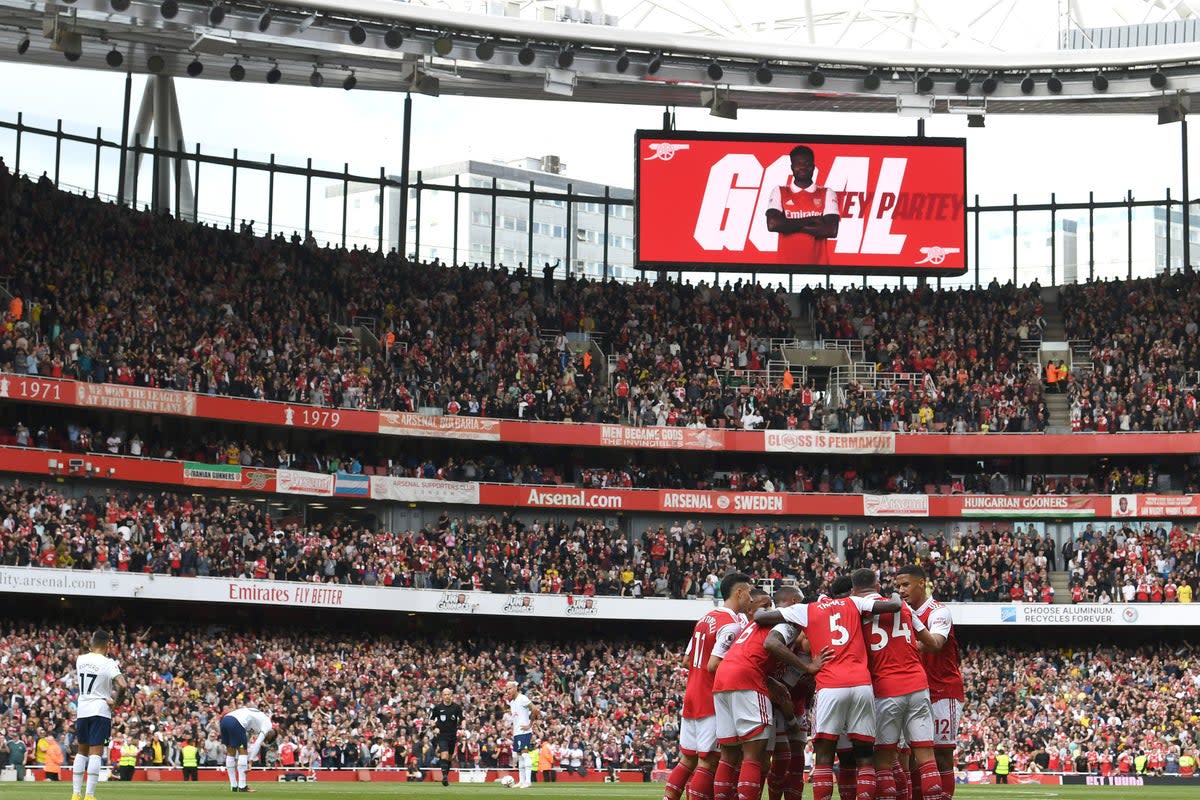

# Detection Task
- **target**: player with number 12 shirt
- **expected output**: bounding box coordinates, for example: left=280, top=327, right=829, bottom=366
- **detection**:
left=897, top=564, right=965, bottom=800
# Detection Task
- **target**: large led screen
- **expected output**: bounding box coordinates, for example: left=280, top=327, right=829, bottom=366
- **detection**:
left=636, top=132, right=967, bottom=275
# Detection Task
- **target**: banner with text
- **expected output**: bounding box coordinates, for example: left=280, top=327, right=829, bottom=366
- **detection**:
left=764, top=430, right=896, bottom=454
left=379, top=411, right=501, bottom=440
left=182, top=462, right=242, bottom=489
left=370, top=476, right=482, bottom=505
left=276, top=469, right=335, bottom=496
left=864, top=494, right=930, bottom=517
left=637, top=131, right=967, bottom=275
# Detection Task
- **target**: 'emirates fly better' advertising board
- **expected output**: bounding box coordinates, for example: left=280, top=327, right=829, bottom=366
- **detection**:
left=636, top=131, right=967, bottom=276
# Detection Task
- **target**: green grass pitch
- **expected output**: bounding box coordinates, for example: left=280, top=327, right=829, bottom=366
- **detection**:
left=0, top=784, right=1194, bottom=799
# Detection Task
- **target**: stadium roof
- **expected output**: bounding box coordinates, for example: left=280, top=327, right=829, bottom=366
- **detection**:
left=2, top=0, right=1200, bottom=115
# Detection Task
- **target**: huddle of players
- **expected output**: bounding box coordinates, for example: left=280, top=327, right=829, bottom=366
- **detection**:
left=666, top=565, right=964, bottom=800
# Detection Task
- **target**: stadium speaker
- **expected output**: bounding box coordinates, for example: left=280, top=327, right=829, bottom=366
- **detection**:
left=518, top=43, right=535, bottom=65
left=209, top=4, right=225, bottom=26
left=808, top=68, right=826, bottom=87
left=647, top=52, right=663, bottom=74
left=229, top=61, right=245, bottom=81
left=1046, top=74, right=1063, bottom=94
left=916, top=73, right=934, bottom=93
left=343, top=72, right=356, bottom=91
left=64, top=50, right=80, bottom=62
left=1020, top=74, right=1034, bottom=94
left=257, top=10, right=273, bottom=33
left=160, top=0, right=178, bottom=19
left=1093, top=72, right=1109, bottom=91
left=954, top=75, right=971, bottom=94
left=187, top=58, right=203, bottom=77
left=110, top=0, right=130, bottom=11
left=556, top=45, right=574, bottom=69
left=981, top=74, right=998, bottom=94
left=615, top=49, right=629, bottom=73
left=967, top=114, right=985, bottom=128
left=707, top=60, right=723, bottom=81
left=1151, top=69, right=1167, bottom=89
left=266, top=64, right=281, bottom=83
left=106, top=48, right=123, bottom=67
left=754, top=60, right=772, bottom=84
left=384, top=27, right=403, bottom=49
left=16, top=34, right=29, bottom=55
left=147, top=54, right=166, bottom=73
left=433, top=33, right=453, bottom=57
left=309, top=66, right=323, bottom=87
left=863, top=70, right=880, bottom=90
left=348, top=23, right=366, bottom=45
left=475, top=40, right=495, bottom=61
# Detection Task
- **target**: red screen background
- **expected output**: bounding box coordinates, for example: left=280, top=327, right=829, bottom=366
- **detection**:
left=636, top=133, right=967, bottom=274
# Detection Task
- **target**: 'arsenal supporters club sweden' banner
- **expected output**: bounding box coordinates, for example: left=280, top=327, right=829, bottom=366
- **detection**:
left=636, top=132, right=967, bottom=275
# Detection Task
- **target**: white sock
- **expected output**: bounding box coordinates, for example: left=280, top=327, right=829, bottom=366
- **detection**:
left=237, top=754, right=249, bottom=789
left=226, top=756, right=237, bottom=788
left=85, top=755, right=102, bottom=796
left=72, top=753, right=87, bottom=795
left=521, top=754, right=531, bottom=785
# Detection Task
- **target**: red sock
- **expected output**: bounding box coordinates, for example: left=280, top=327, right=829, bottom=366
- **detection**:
left=837, top=763, right=856, bottom=800
left=876, top=766, right=897, bottom=800
left=893, top=761, right=910, bottom=800
left=736, top=760, right=763, bottom=800
left=909, top=768, right=923, bottom=800
left=768, top=743, right=792, bottom=800
left=855, top=764, right=876, bottom=800
left=666, top=763, right=695, bottom=800
left=939, top=770, right=954, bottom=799
left=916, top=760, right=942, bottom=800
left=811, top=766, right=834, bottom=800
left=688, top=767, right=715, bottom=800
left=714, top=759, right=739, bottom=800
left=784, top=747, right=806, bottom=800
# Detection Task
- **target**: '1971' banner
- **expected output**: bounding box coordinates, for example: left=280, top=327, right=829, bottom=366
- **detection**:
left=636, top=131, right=967, bottom=275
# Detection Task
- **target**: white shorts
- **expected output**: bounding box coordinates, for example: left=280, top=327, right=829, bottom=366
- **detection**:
left=714, top=690, right=773, bottom=745
left=813, top=685, right=875, bottom=744
left=931, top=698, right=962, bottom=748
left=875, top=690, right=934, bottom=749
left=679, top=715, right=718, bottom=756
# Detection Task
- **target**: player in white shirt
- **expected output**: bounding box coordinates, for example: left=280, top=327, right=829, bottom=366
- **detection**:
left=218, top=706, right=276, bottom=793
left=71, top=630, right=128, bottom=800
left=504, top=681, right=539, bottom=789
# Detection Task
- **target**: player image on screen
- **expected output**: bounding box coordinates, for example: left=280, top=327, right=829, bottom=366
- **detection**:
left=764, top=146, right=841, bottom=266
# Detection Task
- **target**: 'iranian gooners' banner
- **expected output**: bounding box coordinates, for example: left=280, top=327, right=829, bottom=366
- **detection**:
left=182, top=462, right=241, bottom=489
left=637, top=132, right=967, bottom=275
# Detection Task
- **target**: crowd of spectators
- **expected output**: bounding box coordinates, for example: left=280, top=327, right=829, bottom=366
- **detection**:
left=809, top=281, right=1049, bottom=433
left=1062, top=273, right=1200, bottom=432
left=0, top=621, right=678, bottom=776
left=2, top=480, right=1197, bottom=604
left=0, top=622, right=1196, bottom=777
left=0, top=164, right=794, bottom=429
left=957, top=642, right=1200, bottom=775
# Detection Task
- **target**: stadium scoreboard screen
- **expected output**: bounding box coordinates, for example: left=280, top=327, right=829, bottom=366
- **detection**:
left=635, top=131, right=968, bottom=276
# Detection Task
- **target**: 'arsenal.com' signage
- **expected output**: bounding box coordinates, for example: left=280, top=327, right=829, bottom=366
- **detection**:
left=637, top=132, right=967, bottom=275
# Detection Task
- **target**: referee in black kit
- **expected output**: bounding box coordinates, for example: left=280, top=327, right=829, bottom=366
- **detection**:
left=430, top=688, right=464, bottom=786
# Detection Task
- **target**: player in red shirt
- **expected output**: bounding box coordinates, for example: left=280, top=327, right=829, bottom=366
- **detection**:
left=666, top=572, right=756, bottom=800
left=714, top=587, right=830, bottom=800
left=765, top=637, right=817, bottom=800
left=862, top=577, right=944, bottom=800
left=765, top=146, right=841, bottom=267
left=757, top=569, right=902, bottom=800
left=896, top=565, right=965, bottom=800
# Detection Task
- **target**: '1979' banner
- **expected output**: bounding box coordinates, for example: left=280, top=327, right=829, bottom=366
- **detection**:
left=636, top=132, right=967, bottom=275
